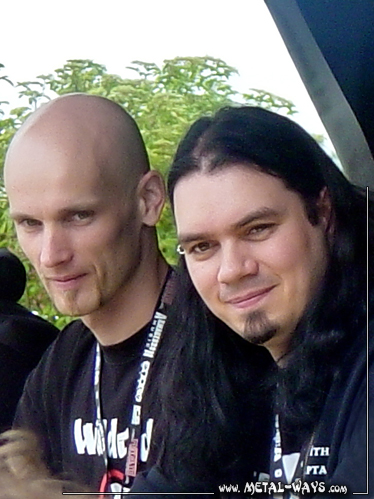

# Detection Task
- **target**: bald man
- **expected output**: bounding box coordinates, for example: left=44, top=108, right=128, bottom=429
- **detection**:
left=4, top=94, right=173, bottom=493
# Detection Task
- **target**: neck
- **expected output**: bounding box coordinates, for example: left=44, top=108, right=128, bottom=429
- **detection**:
left=265, top=335, right=291, bottom=367
left=82, top=252, right=169, bottom=346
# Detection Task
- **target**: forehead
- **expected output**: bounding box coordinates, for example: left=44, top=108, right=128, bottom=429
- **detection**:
left=173, top=166, right=304, bottom=235
left=5, top=127, right=128, bottom=215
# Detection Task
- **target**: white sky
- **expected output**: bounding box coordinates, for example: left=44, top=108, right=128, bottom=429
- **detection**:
left=1, top=0, right=327, bottom=137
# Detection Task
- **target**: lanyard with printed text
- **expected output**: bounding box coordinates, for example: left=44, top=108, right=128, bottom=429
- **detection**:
left=93, top=268, right=175, bottom=486
left=270, top=414, right=315, bottom=491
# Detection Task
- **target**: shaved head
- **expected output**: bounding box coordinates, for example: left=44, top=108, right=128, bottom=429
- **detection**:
left=5, top=94, right=150, bottom=194
left=3, top=94, right=167, bottom=331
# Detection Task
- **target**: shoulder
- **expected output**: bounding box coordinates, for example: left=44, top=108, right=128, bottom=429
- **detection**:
left=315, top=318, right=373, bottom=493
left=54, top=319, right=92, bottom=346
left=21, top=319, right=94, bottom=391
left=40, top=319, right=94, bottom=369
left=14, top=319, right=95, bottom=426
left=333, top=317, right=373, bottom=417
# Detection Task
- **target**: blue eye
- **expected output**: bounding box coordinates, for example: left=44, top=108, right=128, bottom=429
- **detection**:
left=19, top=218, right=42, bottom=229
left=250, top=225, right=267, bottom=233
left=71, top=211, right=94, bottom=222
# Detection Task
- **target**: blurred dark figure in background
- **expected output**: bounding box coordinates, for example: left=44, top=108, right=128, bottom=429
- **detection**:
left=0, top=248, right=58, bottom=429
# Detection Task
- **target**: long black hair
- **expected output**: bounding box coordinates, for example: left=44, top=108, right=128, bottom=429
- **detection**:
left=150, top=106, right=373, bottom=484
left=149, top=263, right=275, bottom=488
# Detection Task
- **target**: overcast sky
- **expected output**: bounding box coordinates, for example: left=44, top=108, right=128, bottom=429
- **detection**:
left=1, top=0, right=327, bottom=136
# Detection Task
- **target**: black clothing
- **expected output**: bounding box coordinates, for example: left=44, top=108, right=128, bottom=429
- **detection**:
left=0, top=299, right=58, bottom=431
left=0, top=248, right=59, bottom=429
left=304, top=318, right=373, bottom=497
left=130, top=466, right=209, bottom=496
left=130, top=320, right=373, bottom=498
left=14, top=319, right=162, bottom=493
left=269, top=318, right=373, bottom=498
left=0, top=248, right=26, bottom=302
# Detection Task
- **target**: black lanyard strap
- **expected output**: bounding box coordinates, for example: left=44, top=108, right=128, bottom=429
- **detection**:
left=93, top=268, right=175, bottom=484
left=271, top=415, right=315, bottom=488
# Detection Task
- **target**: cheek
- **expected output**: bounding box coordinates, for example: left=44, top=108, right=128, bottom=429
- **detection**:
left=264, top=231, right=325, bottom=311
left=79, top=218, right=131, bottom=256
left=94, top=223, right=142, bottom=276
left=259, top=228, right=314, bottom=276
left=111, top=209, right=142, bottom=248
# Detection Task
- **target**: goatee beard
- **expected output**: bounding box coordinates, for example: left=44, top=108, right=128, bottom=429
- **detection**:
left=243, top=310, right=278, bottom=346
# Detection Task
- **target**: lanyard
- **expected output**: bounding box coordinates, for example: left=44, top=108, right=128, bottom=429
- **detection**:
left=93, top=268, right=174, bottom=485
left=270, top=415, right=314, bottom=489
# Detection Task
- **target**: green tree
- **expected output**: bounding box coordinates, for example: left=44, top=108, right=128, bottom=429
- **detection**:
left=0, top=57, right=296, bottom=326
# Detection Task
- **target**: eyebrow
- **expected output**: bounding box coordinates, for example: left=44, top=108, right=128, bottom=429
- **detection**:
left=9, top=211, right=33, bottom=222
left=10, top=203, right=98, bottom=222
left=178, top=207, right=282, bottom=244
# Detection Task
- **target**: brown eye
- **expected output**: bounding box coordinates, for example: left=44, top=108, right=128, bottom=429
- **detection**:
left=190, top=242, right=212, bottom=254
left=246, top=224, right=276, bottom=239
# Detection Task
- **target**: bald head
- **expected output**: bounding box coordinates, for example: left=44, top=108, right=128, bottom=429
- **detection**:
left=3, top=94, right=167, bottom=324
left=5, top=94, right=149, bottom=194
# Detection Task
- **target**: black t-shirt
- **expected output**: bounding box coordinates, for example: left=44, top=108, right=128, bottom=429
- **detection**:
left=128, top=319, right=373, bottom=499
left=269, top=319, right=373, bottom=498
left=15, top=319, right=157, bottom=494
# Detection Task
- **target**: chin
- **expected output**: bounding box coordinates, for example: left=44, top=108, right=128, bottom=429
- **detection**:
left=242, top=310, right=278, bottom=346
left=54, top=304, right=83, bottom=317
left=53, top=298, right=97, bottom=318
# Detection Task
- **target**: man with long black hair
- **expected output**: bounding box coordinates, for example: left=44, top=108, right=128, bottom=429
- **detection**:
left=131, top=107, right=373, bottom=497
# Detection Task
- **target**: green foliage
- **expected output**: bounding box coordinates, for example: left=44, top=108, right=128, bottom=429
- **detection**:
left=39, top=59, right=108, bottom=95
left=0, top=63, right=13, bottom=88
left=0, top=56, right=297, bottom=327
left=242, top=88, right=295, bottom=115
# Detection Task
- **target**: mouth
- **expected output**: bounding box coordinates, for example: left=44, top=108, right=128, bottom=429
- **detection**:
left=47, top=274, right=87, bottom=290
left=225, top=286, right=275, bottom=309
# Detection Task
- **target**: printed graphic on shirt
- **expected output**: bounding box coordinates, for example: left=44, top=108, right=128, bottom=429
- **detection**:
left=74, top=417, right=154, bottom=492
left=272, top=416, right=303, bottom=484
left=304, top=445, right=329, bottom=477
left=271, top=415, right=331, bottom=499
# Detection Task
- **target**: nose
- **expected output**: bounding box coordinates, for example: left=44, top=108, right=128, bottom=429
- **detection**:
left=40, top=226, right=73, bottom=268
left=217, top=241, right=259, bottom=284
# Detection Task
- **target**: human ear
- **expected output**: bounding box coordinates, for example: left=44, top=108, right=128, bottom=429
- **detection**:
left=317, top=187, right=334, bottom=234
left=137, top=170, right=166, bottom=226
